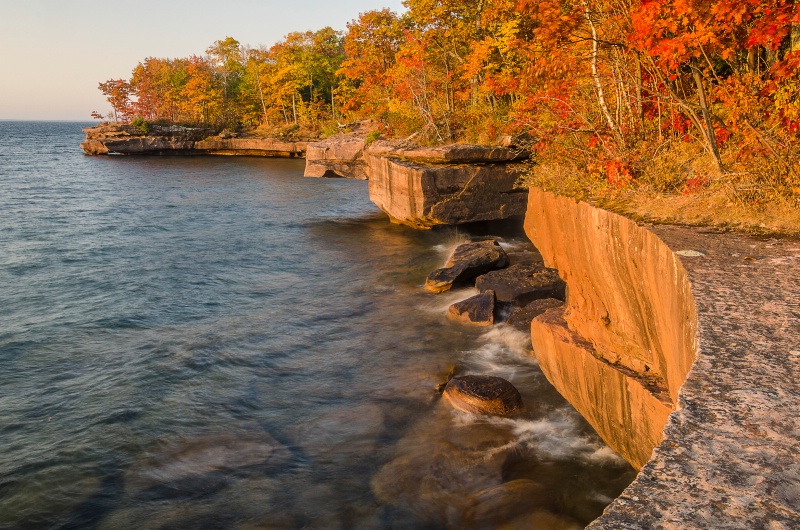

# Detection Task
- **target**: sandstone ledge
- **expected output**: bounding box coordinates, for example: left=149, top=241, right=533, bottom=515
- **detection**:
left=303, top=134, right=530, bottom=227
left=365, top=153, right=527, bottom=228
left=525, top=189, right=800, bottom=527
left=81, top=125, right=307, bottom=157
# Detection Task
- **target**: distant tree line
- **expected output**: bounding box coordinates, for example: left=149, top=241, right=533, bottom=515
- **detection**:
left=96, top=0, right=800, bottom=203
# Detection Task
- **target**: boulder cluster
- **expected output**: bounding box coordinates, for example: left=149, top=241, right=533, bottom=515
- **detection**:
left=426, top=239, right=565, bottom=329
left=426, top=238, right=567, bottom=418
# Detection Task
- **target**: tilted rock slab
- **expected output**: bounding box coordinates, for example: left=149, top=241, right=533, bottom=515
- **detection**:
left=425, top=240, right=509, bottom=293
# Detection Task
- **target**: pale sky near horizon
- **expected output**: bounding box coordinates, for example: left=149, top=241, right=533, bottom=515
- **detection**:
left=0, top=0, right=406, bottom=121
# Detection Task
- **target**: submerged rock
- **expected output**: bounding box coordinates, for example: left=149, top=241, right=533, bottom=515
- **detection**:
left=443, top=375, right=524, bottom=417
left=371, top=410, right=516, bottom=527
left=464, top=479, right=558, bottom=528
left=475, top=263, right=565, bottom=306
left=506, top=298, right=565, bottom=331
left=124, top=430, right=291, bottom=499
left=448, top=291, right=496, bottom=326
left=425, top=240, right=509, bottom=293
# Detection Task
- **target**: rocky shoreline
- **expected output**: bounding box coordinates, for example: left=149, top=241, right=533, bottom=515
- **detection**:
left=80, top=126, right=800, bottom=527
left=81, top=124, right=308, bottom=157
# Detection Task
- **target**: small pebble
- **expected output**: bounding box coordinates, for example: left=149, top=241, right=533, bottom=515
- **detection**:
left=675, top=250, right=705, bottom=257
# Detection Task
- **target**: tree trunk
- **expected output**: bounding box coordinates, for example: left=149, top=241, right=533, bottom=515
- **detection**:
left=584, top=0, right=624, bottom=147
left=635, top=54, right=644, bottom=133
left=292, top=93, right=298, bottom=125
left=692, top=65, right=724, bottom=172
left=792, top=24, right=800, bottom=52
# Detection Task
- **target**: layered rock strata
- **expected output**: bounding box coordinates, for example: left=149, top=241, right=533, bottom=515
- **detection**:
left=81, top=124, right=307, bottom=157
left=365, top=147, right=528, bottom=228
left=524, top=189, right=697, bottom=470
left=304, top=135, right=529, bottom=227
left=304, top=134, right=368, bottom=179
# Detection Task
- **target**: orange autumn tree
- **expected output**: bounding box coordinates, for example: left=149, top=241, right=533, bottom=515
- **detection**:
left=512, top=0, right=800, bottom=198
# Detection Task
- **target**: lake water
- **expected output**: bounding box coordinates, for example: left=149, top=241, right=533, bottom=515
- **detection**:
left=0, top=121, right=635, bottom=529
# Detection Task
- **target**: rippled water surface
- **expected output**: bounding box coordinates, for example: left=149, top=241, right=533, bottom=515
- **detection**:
left=0, top=121, right=635, bottom=529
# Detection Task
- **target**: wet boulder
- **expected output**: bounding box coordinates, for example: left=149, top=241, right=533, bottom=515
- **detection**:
left=506, top=298, right=565, bottom=331
left=443, top=375, right=524, bottom=417
left=475, top=263, right=565, bottom=306
left=448, top=291, right=496, bottom=326
left=425, top=240, right=509, bottom=293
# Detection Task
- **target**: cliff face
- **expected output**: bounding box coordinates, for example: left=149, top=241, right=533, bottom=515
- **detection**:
left=524, top=189, right=697, bottom=469
left=365, top=154, right=527, bottom=228
left=81, top=125, right=307, bottom=157
left=304, top=135, right=529, bottom=228
left=304, top=134, right=368, bottom=180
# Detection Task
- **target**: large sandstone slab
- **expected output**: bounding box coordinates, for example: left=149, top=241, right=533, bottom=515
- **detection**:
left=81, top=125, right=307, bottom=157
left=524, top=189, right=696, bottom=472
left=304, top=134, right=368, bottom=179
left=525, top=189, right=696, bottom=397
left=365, top=153, right=528, bottom=228
left=589, top=225, right=800, bottom=528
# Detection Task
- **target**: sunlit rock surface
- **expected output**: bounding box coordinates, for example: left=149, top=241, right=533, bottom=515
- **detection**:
left=304, top=134, right=368, bottom=179
left=524, top=189, right=800, bottom=527
left=524, top=189, right=696, bottom=469
left=591, top=225, right=800, bottom=528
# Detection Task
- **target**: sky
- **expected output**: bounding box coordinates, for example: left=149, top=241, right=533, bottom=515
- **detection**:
left=0, top=0, right=406, bottom=121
